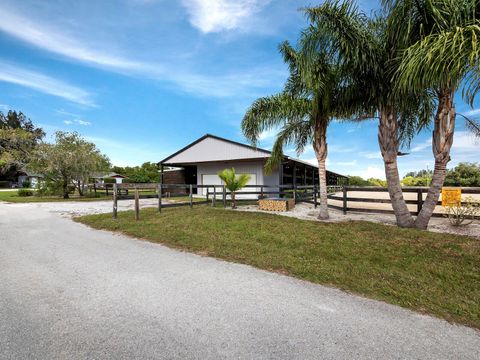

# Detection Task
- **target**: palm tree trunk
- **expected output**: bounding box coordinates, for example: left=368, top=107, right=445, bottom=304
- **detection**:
left=231, top=192, right=236, bottom=209
left=313, top=117, right=329, bottom=220
left=415, top=89, right=455, bottom=230
left=378, top=107, right=414, bottom=228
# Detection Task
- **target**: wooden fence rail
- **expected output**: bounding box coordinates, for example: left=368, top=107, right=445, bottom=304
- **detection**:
left=327, top=186, right=480, bottom=219
left=109, top=183, right=480, bottom=221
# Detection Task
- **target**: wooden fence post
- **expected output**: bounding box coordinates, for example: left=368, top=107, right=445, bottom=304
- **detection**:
left=189, top=184, right=193, bottom=208
left=106, top=185, right=109, bottom=196
left=314, top=185, right=318, bottom=209
left=293, top=184, right=297, bottom=203
left=342, top=186, right=347, bottom=215
left=223, top=185, right=227, bottom=208
left=260, top=185, right=264, bottom=199
left=417, top=188, right=423, bottom=215
left=94, top=183, right=97, bottom=196
left=158, top=183, right=162, bottom=212
left=134, top=187, right=140, bottom=221
left=112, top=183, right=118, bottom=219
left=212, top=186, right=216, bottom=207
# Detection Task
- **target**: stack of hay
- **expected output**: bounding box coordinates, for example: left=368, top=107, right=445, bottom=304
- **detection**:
left=258, top=198, right=295, bottom=212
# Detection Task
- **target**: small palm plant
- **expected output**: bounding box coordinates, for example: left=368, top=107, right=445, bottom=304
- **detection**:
left=218, top=168, right=251, bottom=209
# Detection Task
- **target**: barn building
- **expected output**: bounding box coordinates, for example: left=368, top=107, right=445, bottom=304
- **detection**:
left=158, top=134, right=346, bottom=195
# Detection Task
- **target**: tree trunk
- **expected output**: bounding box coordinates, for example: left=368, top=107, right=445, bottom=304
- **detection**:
left=378, top=106, right=414, bottom=228
left=62, top=177, right=69, bottom=199
left=415, top=89, right=455, bottom=230
left=313, top=117, right=329, bottom=220
left=231, top=191, right=236, bottom=209
left=77, top=180, right=84, bottom=196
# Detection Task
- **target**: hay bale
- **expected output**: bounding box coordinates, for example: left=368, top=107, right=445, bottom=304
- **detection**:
left=258, top=198, right=295, bottom=212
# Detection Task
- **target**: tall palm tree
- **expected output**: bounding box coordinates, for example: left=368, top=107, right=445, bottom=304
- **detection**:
left=242, top=41, right=356, bottom=220
left=387, top=0, right=480, bottom=229
left=302, top=0, right=435, bottom=228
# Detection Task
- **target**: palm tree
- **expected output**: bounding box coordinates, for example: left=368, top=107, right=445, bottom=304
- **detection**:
left=218, top=168, right=251, bottom=209
left=387, top=0, right=480, bottom=229
left=242, top=41, right=357, bottom=220
left=302, top=0, right=435, bottom=228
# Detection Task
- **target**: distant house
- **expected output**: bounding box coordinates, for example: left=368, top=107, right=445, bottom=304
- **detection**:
left=158, top=134, right=346, bottom=195
left=17, top=171, right=43, bottom=188
left=91, top=172, right=127, bottom=184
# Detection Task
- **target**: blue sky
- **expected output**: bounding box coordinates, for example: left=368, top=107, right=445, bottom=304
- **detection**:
left=0, top=0, right=478, bottom=178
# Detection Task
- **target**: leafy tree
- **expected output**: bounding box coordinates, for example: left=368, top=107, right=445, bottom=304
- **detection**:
left=367, top=178, right=387, bottom=187
left=217, top=168, right=251, bottom=209
left=111, top=162, right=159, bottom=183
left=301, top=0, right=434, bottom=228
left=242, top=37, right=361, bottom=220
left=30, top=132, right=110, bottom=198
left=0, top=111, right=44, bottom=179
left=347, top=176, right=371, bottom=186
left=388, top=0, right=480, bottom=229
left=444, top=163, right=480, bottom=187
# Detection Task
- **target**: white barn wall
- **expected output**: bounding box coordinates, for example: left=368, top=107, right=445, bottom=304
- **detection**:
left=197, top=160, right=279, bottom=198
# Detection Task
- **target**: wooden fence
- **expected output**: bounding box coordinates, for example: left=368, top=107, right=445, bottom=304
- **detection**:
left=109, top=183, right=480, bottom=221
left=327, top=186, right=480, bottom=219
left=110, top=183, right=321, bottom=219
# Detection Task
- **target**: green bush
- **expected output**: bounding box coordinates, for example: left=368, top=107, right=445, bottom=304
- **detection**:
left=18, top=189, right=34, bottom=197
left=22, top=180, right=31, bottom=188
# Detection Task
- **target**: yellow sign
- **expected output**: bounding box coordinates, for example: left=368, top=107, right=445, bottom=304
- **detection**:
left=442, top=188, right=462, bottom=207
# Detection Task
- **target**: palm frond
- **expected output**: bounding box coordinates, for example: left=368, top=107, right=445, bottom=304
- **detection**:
left=265, top=119, right=313, bottom=173
left=242, top=94, right=311, bottom=145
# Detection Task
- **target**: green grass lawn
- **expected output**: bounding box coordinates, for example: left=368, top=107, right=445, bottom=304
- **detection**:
left=75, top=206, right=480, bottom=329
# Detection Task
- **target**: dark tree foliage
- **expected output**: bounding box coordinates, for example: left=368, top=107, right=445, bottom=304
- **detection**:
left=0, top=110, right=45, bottom=180
left=112, top=162, right=160, bottom=183
left=444, top=163, right=480, bottom=187
left=0, top=111, right=45, bottom=141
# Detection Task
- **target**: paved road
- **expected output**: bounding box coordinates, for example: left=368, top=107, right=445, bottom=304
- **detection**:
left=1, top=203, right=479, bottom=359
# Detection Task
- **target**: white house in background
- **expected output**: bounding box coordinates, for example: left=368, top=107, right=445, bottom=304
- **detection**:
left=17, top=171, right=43, bottom=188
left=91, top=172, right=127, bottom=184
left=158, top=134, right=346, bottom=195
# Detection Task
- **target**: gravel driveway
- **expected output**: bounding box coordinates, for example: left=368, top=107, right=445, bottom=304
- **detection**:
left=1, top=201, right=479, bottom=359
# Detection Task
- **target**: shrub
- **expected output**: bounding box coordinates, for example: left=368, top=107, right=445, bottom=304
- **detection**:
left=18, top=188, right=34, bottom=197
left=444, top=196, right=480, bottom=226
left=22, top=180, right=31, bottom=188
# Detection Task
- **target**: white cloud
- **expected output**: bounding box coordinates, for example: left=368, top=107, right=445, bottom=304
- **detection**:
left=258, top=128, right=277, bottom=141
left=337, top=160, right=357, bottom=166
left=0, top=5, right=283, bottom=98
left=451, top=131, right=479, bottom=151
left=410, top=138, right=432, bottom=153
left=64, top=119, right=91, bottom=126
left=360, top=151, right=382, bottom=159
left=181, top=0, right=269, bottom=33
left=361, top=166, right=385, bottom=180
left=0, top=104, right=9, bottom=111
left=0, top=61, right=95, bottom=106
left=461, top=108, right=480, bottom=118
